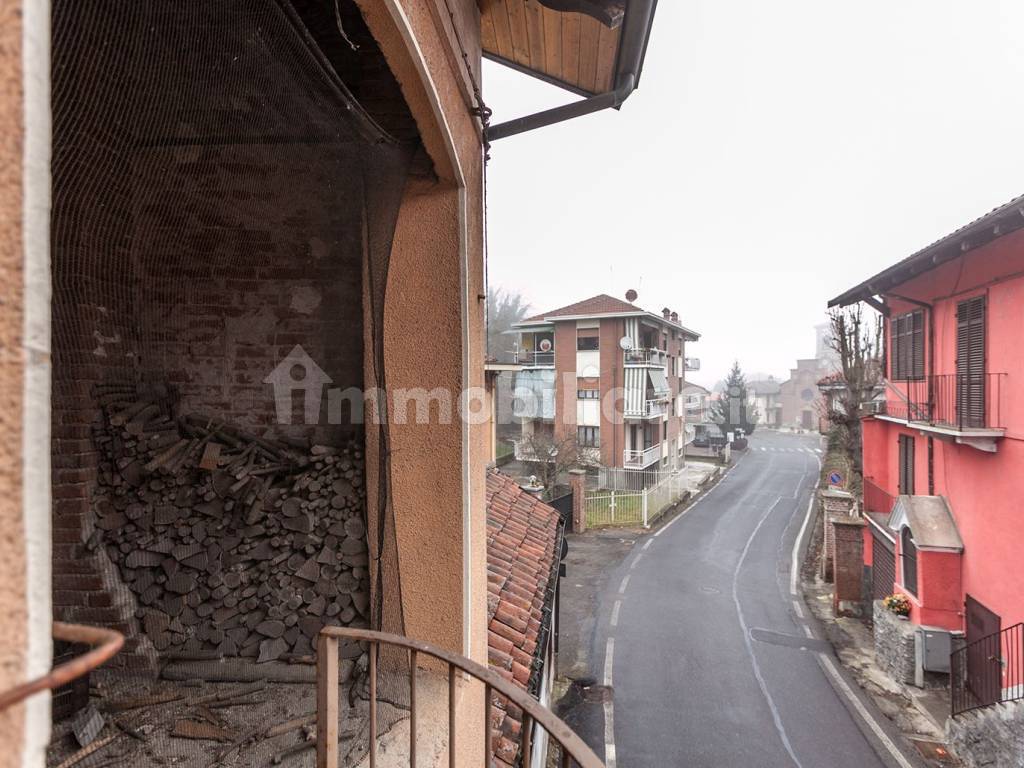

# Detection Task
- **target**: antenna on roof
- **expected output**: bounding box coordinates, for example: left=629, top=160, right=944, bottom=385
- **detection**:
left=625, top=289, right=638, bottom=303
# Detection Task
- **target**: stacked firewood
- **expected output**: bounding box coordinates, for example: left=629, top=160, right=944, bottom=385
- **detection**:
left=90, top=384, right=371, bottom=662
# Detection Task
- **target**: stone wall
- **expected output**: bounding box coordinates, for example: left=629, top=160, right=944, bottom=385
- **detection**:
left=874, top=599, right=917, bottom=685
left=949, top=700, right=1024, bottom=768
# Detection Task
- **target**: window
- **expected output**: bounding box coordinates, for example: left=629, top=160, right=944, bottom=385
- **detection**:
left=577, top=334, right=599, bottom=351
left=577, top=426, right=599, bottom=447
left=891, top=310, right=924, bottom=380
left=901, top=527, right=918, bottom=596
left=577, top=389, right=599, bottom=400
left=662, top=422, right=668, bottom=441
left=898, top=435, right=915, bottom=495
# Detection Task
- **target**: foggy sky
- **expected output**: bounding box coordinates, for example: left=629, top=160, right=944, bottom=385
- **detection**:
left=482, top=1, right=1024, bottom=388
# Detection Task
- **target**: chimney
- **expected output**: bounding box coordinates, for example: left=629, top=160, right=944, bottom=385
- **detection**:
left=662, top=307, right=671, bottom=319
left=670, top=311, right=679, bottom=323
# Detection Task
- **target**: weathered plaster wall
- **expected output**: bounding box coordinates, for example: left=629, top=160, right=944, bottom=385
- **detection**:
left=353, top=3, right=487, bottom=763
left=0, top=0, right=29, bottom=760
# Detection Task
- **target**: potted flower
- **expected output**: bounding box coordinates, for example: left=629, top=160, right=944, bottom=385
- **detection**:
left=883, top=593, right=911, bottom=619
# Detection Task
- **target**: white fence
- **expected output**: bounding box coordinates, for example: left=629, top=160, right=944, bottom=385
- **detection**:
left=584, top=467, right=689, bottom=528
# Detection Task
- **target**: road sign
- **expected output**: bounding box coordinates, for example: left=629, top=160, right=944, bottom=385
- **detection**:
left=829, top=471, right=844, bottom=487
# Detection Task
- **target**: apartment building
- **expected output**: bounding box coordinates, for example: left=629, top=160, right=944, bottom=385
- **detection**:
left=511, top=294, right=700, bottom=472
left=830, top=194, right=1024, bottom=746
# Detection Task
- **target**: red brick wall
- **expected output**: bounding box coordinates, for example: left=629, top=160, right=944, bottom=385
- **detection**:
left=51, top=144, right=365, bottom=668
left=833, top=519, right=865, bottom=615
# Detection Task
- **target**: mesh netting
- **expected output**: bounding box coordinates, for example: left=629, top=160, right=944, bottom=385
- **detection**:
left=51, top=0, right=413, bottom=762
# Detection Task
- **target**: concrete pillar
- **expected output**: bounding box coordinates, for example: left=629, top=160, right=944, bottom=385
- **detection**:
left=569, top=469, right=586, bottom=534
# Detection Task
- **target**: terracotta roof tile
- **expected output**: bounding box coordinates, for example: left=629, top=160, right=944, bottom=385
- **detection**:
left=520, top=293, right=641, bottom=323
left=485, top=470, right=563, bottom=767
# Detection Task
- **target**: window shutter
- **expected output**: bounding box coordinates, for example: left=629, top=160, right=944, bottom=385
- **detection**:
left=911, top=311, right=924, bottom=379
left=956, top=297, right=986, bottom=428
left=898, top=435, right=915, bottom=495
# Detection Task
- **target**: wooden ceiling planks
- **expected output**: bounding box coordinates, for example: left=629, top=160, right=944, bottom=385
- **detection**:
left=481, top=0, right=620, bottom=95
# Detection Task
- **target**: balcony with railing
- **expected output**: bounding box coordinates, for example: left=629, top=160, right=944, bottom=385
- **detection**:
left=879, top=374, right=1007, bottom=446
left=624, top=347, right=667, bottom=367
left=623, top=443, right=661, bottom=469
left=316, top=627, right=603, bottom=768
left=624, top=398, right=668, bottom=419
left=862, top=477, right=896, bottom=516
left=515, top=349, right=555, bottom=368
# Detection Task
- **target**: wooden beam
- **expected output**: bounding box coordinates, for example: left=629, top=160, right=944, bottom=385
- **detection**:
left=863, top=295, right=890, bottom=317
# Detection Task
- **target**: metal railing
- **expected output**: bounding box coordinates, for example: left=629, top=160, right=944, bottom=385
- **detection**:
left=883, top=373, right=1006, bottom=431
left=862, top=478, right=895, bottom=515
left=0, top=622, right=124, bottom=712
left=623, top=444, right=661, bottom=469
left=584, top=467, right=689, bottom=528
left=624, top=399, right=668, bottom=418
left=516, top=350, right=555, bottom=367
left=316, top=627, right=603, bottom=768
left=951, top=623, right=1024, bottom=716
left=624, top=348, right=666, bottom=367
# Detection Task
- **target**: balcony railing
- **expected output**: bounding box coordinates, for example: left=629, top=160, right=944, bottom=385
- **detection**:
left=883, top=373, right=1006, bottom=431
left=624, top=348, right=666, bottom=367
left=952, top=623, right=1024, bottom=717
left=316, top=627, right=603, bottom=768
left=624, top=444, right=661, bottom=469
left=515, top=350, right=555, bottom=367
left=624, top=399, right=668, bottom=419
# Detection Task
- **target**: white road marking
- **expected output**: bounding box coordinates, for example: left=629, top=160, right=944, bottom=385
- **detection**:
left=814, top=448, right=823, bottom=454
left=630, top=553, right=643, bottom=569
left=733, top=496, right=804, bottom=768
left=604, top=637, right=617, bottom=768
left=790, top=454, right=823, bottom=596
left=818, top=654, right=915, bottom=768
left=642, top=539, right=652, bottom=551
left=760, top=446, right=767, bottom=451
left=611, top=600, right=621, bottom=627
left=618, top=574, right=631, bottom=594
left=802, top=623, right=814, bottom=639
left=792, top=600, right=804, bottom=618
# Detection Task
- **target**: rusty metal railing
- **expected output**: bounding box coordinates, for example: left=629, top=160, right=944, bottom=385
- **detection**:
left=0, top=622, right=124, bottom=711
left=316, top=627, right=603, bottom=768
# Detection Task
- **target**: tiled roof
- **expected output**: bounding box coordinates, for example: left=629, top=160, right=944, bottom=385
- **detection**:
left=486, top=470, right=563, bottom=768
left=517, top=293, right=701, bottom=339
left=520, top=293, right=641, bottom=323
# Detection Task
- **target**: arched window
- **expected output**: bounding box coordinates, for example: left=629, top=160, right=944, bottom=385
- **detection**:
left=901, top=527, right=918, bottom=596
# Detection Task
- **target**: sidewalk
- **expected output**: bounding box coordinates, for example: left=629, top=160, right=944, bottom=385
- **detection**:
left=802, top=581, right=959, bottom=764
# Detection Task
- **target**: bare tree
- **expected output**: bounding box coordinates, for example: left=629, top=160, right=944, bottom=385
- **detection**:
left=518, top=430, right=584, bottom=500
left=487, top=288, right=531, bottom=363
left=822, top=305, right=883, bottom=478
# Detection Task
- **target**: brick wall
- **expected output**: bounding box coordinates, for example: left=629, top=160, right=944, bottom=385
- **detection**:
left=832, top=517, right=866, bottom=617
left=51, top=136, right=366, bottom=671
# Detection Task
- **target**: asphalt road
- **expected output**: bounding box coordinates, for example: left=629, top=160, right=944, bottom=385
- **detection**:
left=572, top=430, right=924, bottom=768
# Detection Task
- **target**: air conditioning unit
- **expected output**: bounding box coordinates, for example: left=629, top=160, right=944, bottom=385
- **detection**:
left=684, top=357, right=700, bottom=371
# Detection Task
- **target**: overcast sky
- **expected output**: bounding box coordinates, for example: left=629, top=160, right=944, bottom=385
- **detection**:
left=482, top=1, right=1024, bottom=388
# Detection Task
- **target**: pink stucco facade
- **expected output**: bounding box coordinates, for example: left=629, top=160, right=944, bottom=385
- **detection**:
left=861, top=228, right=1024, bottom=636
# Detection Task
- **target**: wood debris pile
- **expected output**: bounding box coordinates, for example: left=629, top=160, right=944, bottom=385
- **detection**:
left=90, top=384, right=371, bottom=662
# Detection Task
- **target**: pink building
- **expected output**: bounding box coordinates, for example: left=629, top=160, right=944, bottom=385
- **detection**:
left=831, top=194, right=1024, bottom=712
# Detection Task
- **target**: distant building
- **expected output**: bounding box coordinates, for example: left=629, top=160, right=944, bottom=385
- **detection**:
left=777, top=359, right=830, bottom=430
left=747, top=377, right=782, bottom=428
left=511, top=293, right=700, bottom=471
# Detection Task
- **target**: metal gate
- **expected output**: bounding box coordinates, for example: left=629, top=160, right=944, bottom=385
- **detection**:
left=871, top=527, right=896, bottom=600
left=965, top=595, right=1001, bottom=707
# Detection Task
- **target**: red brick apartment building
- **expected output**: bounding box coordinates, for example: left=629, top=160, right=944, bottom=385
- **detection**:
left=511, top=294, right=700, bottom=472
left=830, top=194, right=1024, bottom=734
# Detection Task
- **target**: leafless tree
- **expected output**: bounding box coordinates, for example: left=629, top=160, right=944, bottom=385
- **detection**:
left=486, top=287, right=531, bottom=363
left=821, top=305, right=884, bottom=479
left=518, top=430, right=584, bottom=500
